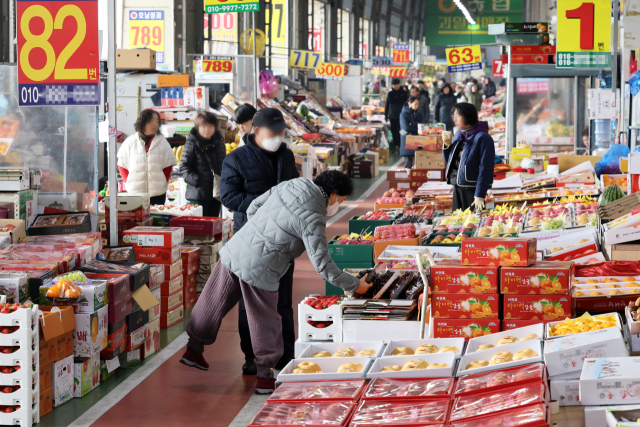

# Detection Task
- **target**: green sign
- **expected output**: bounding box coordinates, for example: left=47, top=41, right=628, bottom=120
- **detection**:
left=420, top=65, right=436, bottom=75
left=425, top=0, right=524, bottom=46
left=556, top=52, right=611, bottom=68
left=205, top=0, right=259, bottom=13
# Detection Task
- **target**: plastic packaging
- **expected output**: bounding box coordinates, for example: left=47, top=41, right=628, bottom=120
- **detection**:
left=449, top=383, right=546, bottom=421
left=595, top=144, right=629, bottom=176
left=454, top=363, right=545, bottom=396
left=249, top=401, right=354, bottom=426
left=259, top=71, right=279, bottom=99
left=364, top=377, right=454, bottom=400
left=350, top=399, right=450, bottom=425
left=448, top=403, right=547, bottom=427
left=374, top=224, right=417, bottom=241
left=267, top=379, right=365, bottom=402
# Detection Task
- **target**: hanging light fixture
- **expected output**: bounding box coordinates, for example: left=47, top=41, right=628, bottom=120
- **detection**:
left=453, top=0, right=476, bottom=25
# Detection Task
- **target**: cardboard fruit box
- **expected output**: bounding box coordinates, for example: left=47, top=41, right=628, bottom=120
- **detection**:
left=122, top=226, right=184, bottom=248
left=503, top=294, right=572, bottom=321
left=134, top=245, right=180, bottom=265
left=462, top=237, right=537, bottom=267
left=160, top=305, right=183, bottom=328
left=73, top=351, right=100, bottom=398
left=104, top=192, right=150, bottom=223
left=73, top=305, right=108, bottom=358
left=169, top=216, right=223, bottom=236
left=431, top=293, right=499, bottom=319
left=367, top=353, right=456, bottom=379
left=84, top=273, right=130, bottom=305
left=405, top=135, right=443, bottom=151
left=456, top=340, right=544, bottom=377
left=431, top=261, right=499, bottom=294
left=328, top=235, right=374, bottom=264
left=431, top=318, right=501, bottom=340
left=501, top=261, right=574, bottom=294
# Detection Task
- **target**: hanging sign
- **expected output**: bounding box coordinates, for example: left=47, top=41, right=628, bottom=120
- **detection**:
left=556, top=0, right=611, bottom=68
left=289, top=49, right=322, bottom=70
left=492, top=59, right=505, bottom=78
left=16, top=0, right=101, bottom=106
left=199, top=57, right=233, bottom=73
left=314, top=63, right=346, bottom=81
left=407, top=68, right=419, bottom=79
left=392, top=44, right=410, bottom=64
left=266, top=0, right=287, bottom=54
left=389, top=66, right=407, bottom=78
left=204, top=0, right=259, bottom=14
left=419, top=64, right=436, bottom=75
left=446, top=45, right=483, bottom=73
left=129, top=11, right=165, bottom=64
left=372, top=56, right=392, bottom=66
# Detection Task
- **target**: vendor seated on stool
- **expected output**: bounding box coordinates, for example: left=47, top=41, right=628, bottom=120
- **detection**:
left=442, top=103, right=494, bottom=212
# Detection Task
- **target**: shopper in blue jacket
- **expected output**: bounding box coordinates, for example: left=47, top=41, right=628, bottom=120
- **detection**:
left=399, top=96, right=423, bottom=169
left=443, top=103, right=495, bottom=212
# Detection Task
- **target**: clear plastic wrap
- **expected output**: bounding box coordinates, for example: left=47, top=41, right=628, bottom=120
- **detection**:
left=450, top=383, right=546, bottom=422
left=83, top=260, right=146, bottom=273
left=267, top=380, right=365, bottom=402
left=454, top=363, right=545, bottom=397
left=364, top=377, right=454, bottom=400
left=350, top=399, right=450, bottom=425
left=249, top=401, right=354, bottom=426
left=448, top=403, right=547, bottom=427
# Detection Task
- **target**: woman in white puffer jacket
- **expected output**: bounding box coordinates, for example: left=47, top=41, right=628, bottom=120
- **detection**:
left=117, top=109, right=177, bottom=205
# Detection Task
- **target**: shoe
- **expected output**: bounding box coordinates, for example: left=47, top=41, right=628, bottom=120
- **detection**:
left=242, top=362, right=257, bottom=375
left=255, top=377, right=276, bottom=395
left=179, top=347, right=209, bottom=370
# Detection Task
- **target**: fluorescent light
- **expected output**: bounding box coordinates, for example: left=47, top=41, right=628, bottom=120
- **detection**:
left=453, top=0, right=476, bottom=25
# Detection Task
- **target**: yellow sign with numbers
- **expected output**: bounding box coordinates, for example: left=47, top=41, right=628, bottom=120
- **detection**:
left=289, top=49, right=322, bottom=69
left=557, top=0, right=611, bottom=53
left=266, top=0, right=287, bottom=54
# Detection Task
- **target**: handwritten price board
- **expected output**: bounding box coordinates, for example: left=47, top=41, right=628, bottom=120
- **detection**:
left=289, top=49, right=322, bottom=70
left=16, top=0, right=100, bottom=106
left=314, top=63, right=346, bottom=81
left=445, top=45, right=483, bottom=73
left=129, top=10, right=165, bottom=64
left=389, top=66, right=407, bottom=78
left=392, top=44, right=410, bottom=64
left=205, top=0, right=259, bottom=13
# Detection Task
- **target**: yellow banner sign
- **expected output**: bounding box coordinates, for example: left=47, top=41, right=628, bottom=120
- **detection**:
left=289, top=49, right=322, bottom=69
left=557, top=0, right=611, bottom=53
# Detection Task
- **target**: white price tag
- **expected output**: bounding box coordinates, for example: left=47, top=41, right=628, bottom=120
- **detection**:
left=105, top=357, right=120, bottom=373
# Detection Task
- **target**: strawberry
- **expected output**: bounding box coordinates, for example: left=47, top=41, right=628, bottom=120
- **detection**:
left=0, top=328, right=9, bottom=335
left=0, top=308, right=9, bottom=314
left=2, top=348, right=11, bottom=354
left=5, top=407, right=12, bottom=413
left=2, top=387, right=12, bottom=393
left=13, top=366, right=19, bottom=371
left=1, top=368, right=10, bottom=374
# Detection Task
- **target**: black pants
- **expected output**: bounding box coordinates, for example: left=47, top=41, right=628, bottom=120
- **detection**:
left=150, top=194, right=166, bottom=206
left=452, top=185, right=476, bottom=212
left=389, top=119, right=401, bottom=151
left=239, top=262, right=295, bottom=368
left=404, top=156, right=414, bottom=169
left=188, top=199, right=221, bottom=217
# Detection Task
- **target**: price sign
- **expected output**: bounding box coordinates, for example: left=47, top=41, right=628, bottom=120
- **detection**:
left=392, top=44, right=410, bottom=64
left=314, top=63, right=346, bottom=81
left=205, top=0, right=259, bottom=14
left=372, top=56, right=392, bottom=66
left=289, top=49, right=322, bottom=70
left=557, top=0, right=611, bottom=68
left=492, top=59, right=505, bottom=78
left=200, top=58, right=233, bottom=73
left=419, top=64, right=436, bottom=75
left=445, top=45, right=483, bottom=73
left=389, top=66, right=407, bottom=78
left=407, top=68, right=419, bottom=79
left=129, top=10, right=165, bottom=64
left=16, top=0, right=100, bottom=106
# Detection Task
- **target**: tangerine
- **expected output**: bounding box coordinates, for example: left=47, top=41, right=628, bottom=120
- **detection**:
left=482, top=305, right=492, bottom=315
left=481, top=279, right=491, bottom=290
left=540, top=278, right=552, bottom=288
left=469, top=277, right=481, bottom=288
left=554, top=306, right=565, bottom=317
left=499, top=251, right=511, bottom=261
left=552, top=281, right=562, bottom=290
left=510, top=253, right=521, bottom=263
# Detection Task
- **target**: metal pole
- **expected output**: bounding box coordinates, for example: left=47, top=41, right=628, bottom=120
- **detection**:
left=505, top=44, right=515, bottom=152
left=108, top=0, right=118, bottom=245
left=9, top=0, right=15, bottom=63
left=182, top=0, right=187, bottom=72
left=94, top=107, right=100, bottom=215
left=612, top=0, right=619, bottom=118
left=252, top=11, right=258, bottom=106
left=574, top=76, right=579, bottom=154
left=63, top=106, right=68, bottom=195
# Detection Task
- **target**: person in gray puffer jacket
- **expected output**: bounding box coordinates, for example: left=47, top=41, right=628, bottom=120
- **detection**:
left=181, top=171, right=373, bottom=394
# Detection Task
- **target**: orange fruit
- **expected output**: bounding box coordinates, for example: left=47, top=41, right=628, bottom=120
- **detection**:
left=473, top=330, right=483, bottom=337
left=540, top=279, right=552, bottom=289
left=552, top=281, right=562, bottom=290
left=555, top=306, right=565, bottom=317
left=469, top=277, right=481, bottom=288
left=481, top=279, right=491, bottom=290
left=483, top=306, right=492, bottom=315
left=474, top=285, right=485, bottom=292
left=499, top=251, right=511, bottom=261
left=510, top=253, right=521, bottom=263
left=91, top=317, right=98, bottom=343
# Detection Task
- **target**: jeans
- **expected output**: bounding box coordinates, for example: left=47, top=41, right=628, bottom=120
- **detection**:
left=188, top=199, right=221, bottom=217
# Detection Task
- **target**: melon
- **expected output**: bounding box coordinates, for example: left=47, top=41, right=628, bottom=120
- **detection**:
left=599, top=185, right=625, bottom=207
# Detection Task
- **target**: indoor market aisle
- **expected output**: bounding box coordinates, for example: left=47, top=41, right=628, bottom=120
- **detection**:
left=49, top=155, right=401, bottom=427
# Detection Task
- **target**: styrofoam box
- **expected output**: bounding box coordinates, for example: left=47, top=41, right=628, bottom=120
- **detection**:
left=549, top=379, right=581, bottom=406
left=367, top=353, right=456, bottom=379
left=546, top=312, right=622, bottom=340
left=382, top=338, right=465, bottom=359
left=456, top=340, right=543, bottom=377
left=466, top=324, right=545, bottom=354
left=549, top=370, right=581, bottom=380
left=538, top=231, right=597, bottom=250
left=278, top=357, right=373, bottom=382
left=605, top=406, right=640, bottom=427
left=298, top=296, right=343, bottom=323
left=627, top=307, right=640, bottom=335
left=580, top=357, right=640, bottom=405
left=299, top=342, right=385, bottom=359
left=584, top=405, right=631, bottom=427
left=342, top=319, right=423, bottom=342
left=299, top=321, right=342, bottom=342
left=574, top=276, right=640, bottom=284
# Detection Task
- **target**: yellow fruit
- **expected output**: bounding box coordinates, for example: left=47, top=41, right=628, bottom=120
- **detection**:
left=590, top=292, right=603, bottom=296
left=605, top=278, right=619, bottom=283
left=588, top=285, right=600, bottom=289
left=608, top=285, right=620, bottom=289
left=575, top=292, right=586, bottom=296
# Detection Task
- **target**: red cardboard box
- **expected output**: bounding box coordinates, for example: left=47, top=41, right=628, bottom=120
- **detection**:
left=432, top=318, right=500, bottom=340
left=164, top=259, right=182, bottom=280
left=134, top=245, right=180, bottom=265
left=431, top=261, right=499, bottom=293
left=180, top=246, right=201, bottom=264
left=123, top=227, right=184, bottom=248
left=141, top=318, right=161, bottom=359
left=511, top=45, right=556, bottom=55
left=125, top=324, right=148, bottom=352
left=101, top=322, right=126, bottom=360
left=545, top=243, right=598, bottom=262
left=183, top=261, right=198, bottom=276
left=161, top=306, right=184, bottom=328
left=509, top=54, right=555, bottom=64
left=104, top=193, right=150, bottom=222
left=502, top=319, right=554, bottom=331
left=503, top=294, right=572, bottom=320
left=161, top=274, right=183, bottom=296
left=85, top=273, right=130, bottom=304
left=160, top=289, right=184, bottom=312
left=432, top=293, right=500, bottom=319
left=462, top=237, right=537, bottom=267
left=108, top=294, right=133, bottom=324
left=405, top=135, right=443, bottom=151
left=501, top=261, right=574, bottom=294
left=183, top=272, right=196, bottom=290
left=169, top=217, right=223, bottom=236
left=183, top=289, right=197, bottom=310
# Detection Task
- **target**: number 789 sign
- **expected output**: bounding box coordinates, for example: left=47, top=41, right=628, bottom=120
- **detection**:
left=446, top=45, right=483, bottom=73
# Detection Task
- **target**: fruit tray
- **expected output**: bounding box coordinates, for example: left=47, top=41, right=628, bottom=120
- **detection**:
left=366, top=353, right=456, bottom=379
left=572, top=284, right=640, bottom=297
left=298, top=342, right=385, bottom=359
left=546, top=312, right=622, bottom=339
left=363, top=377, right=455, bottom=401
left=454, top=363, right=546, bottom=397
left=279, top=357, right=374, bottom=382
left=349, top=398, right=450, bottom=426
left=349, top=216, right=397, bottom=235
left=457, top=340, right=543, bottom=377
left=267, top=379, right=366, bottom=402
left=448, top=402, right=549, bottom=427
left=465, top=324, right=544, bottom=354
left=381, top=338, right=465, bottom=359
left=249, top=401, right=355, bottom=426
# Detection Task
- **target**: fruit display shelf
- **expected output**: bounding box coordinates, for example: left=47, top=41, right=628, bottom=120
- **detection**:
left=348, top=212, right=400, bottom=235
left=522, top=204, right=575, bottom=233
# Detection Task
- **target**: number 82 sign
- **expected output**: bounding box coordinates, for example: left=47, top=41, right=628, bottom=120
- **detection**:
left=445, top=45, right=483, bottom=73
left=16, top=0, right=100, bottom=106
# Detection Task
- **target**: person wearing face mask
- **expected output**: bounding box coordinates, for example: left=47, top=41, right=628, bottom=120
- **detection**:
left=220, top=107, right=299, bottom=376
left=182, top=171, right=373, bottom=395
left=234, top=103, right=257, bottom=147
left=399, top=96, right=424, bottom=169
left=179, top=112, right=226, bottom=217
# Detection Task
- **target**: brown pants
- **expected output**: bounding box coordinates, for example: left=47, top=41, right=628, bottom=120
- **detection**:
left=186, top=262, right=283, bottom=379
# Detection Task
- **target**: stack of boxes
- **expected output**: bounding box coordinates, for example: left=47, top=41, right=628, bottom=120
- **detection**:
left=100, top=193, right=151, bottom=246
left=181, top=247, right=200, bottom=309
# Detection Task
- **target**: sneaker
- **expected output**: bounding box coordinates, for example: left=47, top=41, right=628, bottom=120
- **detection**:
left=242, top=362, right=257, bottom=375
left=179, top=347, right=209, bottom=371
left=255, top=377, right=276, bottom=395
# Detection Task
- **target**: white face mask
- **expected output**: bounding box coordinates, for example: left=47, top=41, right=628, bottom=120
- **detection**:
left=326, top=201, right=340, bottom=216
left=261, top=136, right=282, bottom=152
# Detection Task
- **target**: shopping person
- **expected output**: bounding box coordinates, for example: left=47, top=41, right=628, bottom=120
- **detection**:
left=179, top=112, right=226, bottom=217
left=480, top=75, right=497, bottom=99
left=220, top=108, right=299, bottom=376
left=410, top=87, right=430, bottom=123
left=400, top=96, right=423, bottom=169
left=181, top=171, right=373, bottom=394
left=385, top=78, right=409, bottom=152
left=454, top=82, right=468, bottom=104
left=117, top=109, right=177, bottom=205
left=442, top=103, right=495, bottom=212
left=467, top=83, right=483, bottom=111
left=234, top=103, right=257, bottom=145
left=434, top=83, right=456, bottom=131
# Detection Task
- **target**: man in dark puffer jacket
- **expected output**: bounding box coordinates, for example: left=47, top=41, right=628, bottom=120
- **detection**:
left=220, top=108, right=299, bottom=375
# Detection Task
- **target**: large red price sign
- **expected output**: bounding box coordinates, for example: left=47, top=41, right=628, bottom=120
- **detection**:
left=16, top=0, right=100, bottom=106
left=315, top=63, right=347, bottom=81
left=201, top=59, right=233, bottom=73
left=392, top=43, right=410, bottom=64
left=389, top=66, right=407, bottom=78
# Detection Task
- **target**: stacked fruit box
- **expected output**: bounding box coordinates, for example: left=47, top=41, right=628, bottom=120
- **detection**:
left=298, top=296, right=343, bottom=343
left=141, top=265, right=163, bottom=360
left=180, top=247, right=200, bottom=310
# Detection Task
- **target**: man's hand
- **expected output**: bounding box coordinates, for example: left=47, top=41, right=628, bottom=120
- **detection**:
left=355, top=275, right=373, bottom=295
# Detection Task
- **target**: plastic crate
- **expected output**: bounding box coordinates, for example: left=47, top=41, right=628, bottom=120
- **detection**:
left=327, top=236, right=374, bottom=264
left=348, top=217, right=394, bottom=235
left=298, top=296, right=342, bottom=342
